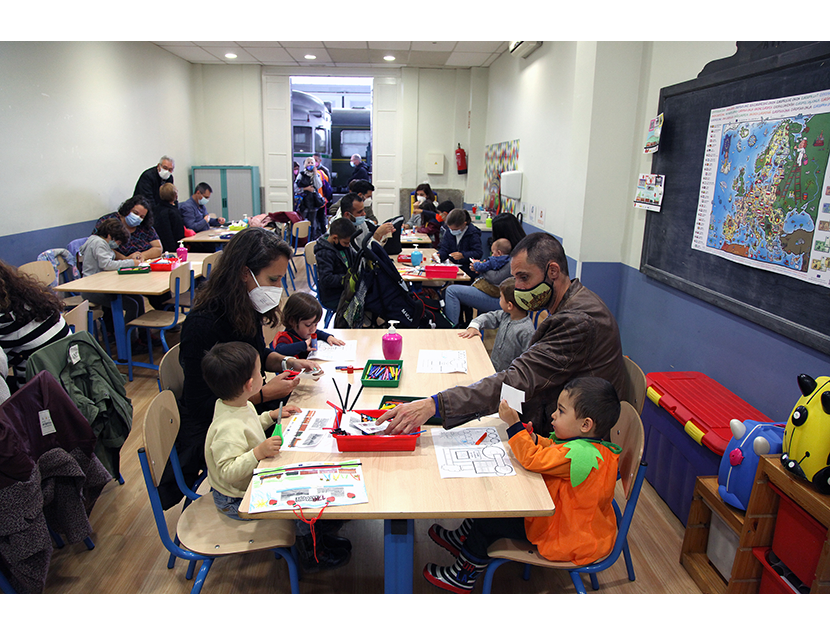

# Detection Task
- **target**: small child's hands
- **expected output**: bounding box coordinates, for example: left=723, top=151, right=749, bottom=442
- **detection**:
left=498, top=399, right=520, bottom=425
left=254, top=436, right=282, bottom=461
left=270, top=404, right=301, bottom=420
left=327, top=336, right=345, bottom=346
left=458, top=327, right=481, bottom=339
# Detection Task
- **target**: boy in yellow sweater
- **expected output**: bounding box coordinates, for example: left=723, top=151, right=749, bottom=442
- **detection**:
left=202, top=341, right=300, bottom=520
left=424, top=376, right=622, bottom=593
left=202, top=341, right=353, bottom=571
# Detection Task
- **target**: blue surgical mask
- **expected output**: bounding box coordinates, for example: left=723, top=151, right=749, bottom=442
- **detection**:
left=450, top=228, right=464, bottom=238
left=305, top=165, right=314, bottom=172
left=125, top=212, right=143, bottom=227
left=107, top=240, right=119, bottom=249
left=200, top=197, right=210, bottom=207
left=350, top=161, right=356, bottom=168
left=353, top=215, right=366, bottom=226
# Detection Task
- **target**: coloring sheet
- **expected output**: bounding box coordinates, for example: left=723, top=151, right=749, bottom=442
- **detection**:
left=416, top=350, right=468, bottom=374
left=308, top=340, right=357, bottom=362
left=281, top=408, right=339, bottom=453
left=431, top=426, right=516, bottom=479
left=248, top=461, right=368, bottom=513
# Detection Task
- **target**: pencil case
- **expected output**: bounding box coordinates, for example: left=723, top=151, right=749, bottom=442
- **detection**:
left=117, top=266, right=152, bottom=274
left=360, top=360, right=402, bottom=387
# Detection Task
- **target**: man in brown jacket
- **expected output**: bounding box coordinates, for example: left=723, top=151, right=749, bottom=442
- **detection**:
left=377, top=232, right=629, bottom=436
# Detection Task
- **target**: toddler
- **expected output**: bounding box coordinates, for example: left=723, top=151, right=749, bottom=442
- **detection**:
left=459, top=277, right=535, bottom=372
left=424, top=376, right=622, bottom=593
left=273, top=292, right=345, bottom=358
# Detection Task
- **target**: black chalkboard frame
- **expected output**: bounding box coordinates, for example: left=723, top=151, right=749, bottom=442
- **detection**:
left=642, top=42, right=830, bottom=355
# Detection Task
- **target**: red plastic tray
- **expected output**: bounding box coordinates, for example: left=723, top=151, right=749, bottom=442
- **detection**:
left=149, top=257, right=181, bottom=271
left=753, top=547, right=797, bottom=594
left=425, top=265, right=458, bottom=278
left=332, top=409, right=419, bottom=452
left=645, top=371, right=771, bottom=455
left=769, top=482, right=826, bottom=587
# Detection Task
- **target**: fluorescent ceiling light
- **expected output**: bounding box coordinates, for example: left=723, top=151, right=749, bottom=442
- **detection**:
left=384, top=55, right=396, bottom=61
left=224, top=53, right=237, bottom=59
left=304, top=54, right=317, bottom=60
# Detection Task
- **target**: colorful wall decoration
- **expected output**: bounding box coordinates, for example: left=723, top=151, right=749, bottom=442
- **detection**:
left=483, top=139, right=520, bottom=215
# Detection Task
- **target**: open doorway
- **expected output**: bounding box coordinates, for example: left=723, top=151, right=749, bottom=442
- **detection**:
left=290, top=76, right=373, bottom=196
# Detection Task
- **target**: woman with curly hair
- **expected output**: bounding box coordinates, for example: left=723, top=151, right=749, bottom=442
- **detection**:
left=0, top=260, right=70, bottom=392
left=160, top=228, right=322, bottom=509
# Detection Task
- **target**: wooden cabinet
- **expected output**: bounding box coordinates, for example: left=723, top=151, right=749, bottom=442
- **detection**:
left=681, top=476, right=745, bottom=593
left=190, top=166, right=261, bottom=222
left=728, top=455, right=830, bottom=593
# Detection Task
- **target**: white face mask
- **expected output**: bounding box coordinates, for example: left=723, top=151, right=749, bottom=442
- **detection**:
left=417, top=195, right=427, bottom=203
left=363, top=197, right=372, bottom=207
left=158, top=167, right=171, bottom=180
left=248, top=268, right=283, bottom=313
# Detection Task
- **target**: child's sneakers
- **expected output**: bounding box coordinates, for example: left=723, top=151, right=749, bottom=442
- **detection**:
left=428, top=519, right=472, bottom=557
left=423, top=548, right=489, bottom=594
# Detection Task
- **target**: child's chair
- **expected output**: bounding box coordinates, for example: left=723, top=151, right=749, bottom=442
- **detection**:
left=623, top=356, right=647, bottom=415
left=158, top=343, right=184, bottom=398
left=138, top=390, right=300, bottom=594
left=481, top=401, right=647, bottom=593
left=303, top=241, right=334, bottom=328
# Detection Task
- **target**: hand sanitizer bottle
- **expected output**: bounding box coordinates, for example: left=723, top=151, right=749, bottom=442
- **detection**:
left=176, top=241, right=188, bottom=262
left=382, top=320, right=403, bottom=360
left=410, top=245, right=422, bottom=267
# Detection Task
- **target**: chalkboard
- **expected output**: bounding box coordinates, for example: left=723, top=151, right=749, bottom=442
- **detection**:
left=642, top=42, right=830, bottom=355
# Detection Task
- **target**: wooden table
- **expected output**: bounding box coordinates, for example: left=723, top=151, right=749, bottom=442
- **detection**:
left=399, top=231, right=432, bottom=245
left=240, top=329, right=554, bottom=593
left=393, top=248, right=471, bottom=283
left=54, top=254, right=209, bottom=363
left=181, top=228, right=238, bottom=250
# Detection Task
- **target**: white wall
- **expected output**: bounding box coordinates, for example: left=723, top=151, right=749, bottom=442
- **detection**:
left=0, top=42, right=194, bottom=236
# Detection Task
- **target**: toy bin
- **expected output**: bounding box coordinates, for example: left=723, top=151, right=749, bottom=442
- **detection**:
left=753, top=547, right=799, bottom=594
left=643, top=371, right=771, bottom=525
left=425, top=265, right=458, bottom=278
left=769, top=482, right=827, bottom=588
left=332, top=409, right=419, bottom=452
left=706, top=511, right=740, bottom=580
left=361, top=360, right=403, bottom=388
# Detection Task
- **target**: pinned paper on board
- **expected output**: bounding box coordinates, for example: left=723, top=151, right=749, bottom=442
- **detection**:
left=431, top=427, right=516, bottom=479
left=644, top=113, right=664, bottom=154
left=634, top=174, right=665, bottom=212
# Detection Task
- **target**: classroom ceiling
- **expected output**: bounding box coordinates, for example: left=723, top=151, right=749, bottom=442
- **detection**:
left=152, top=41, right=509, bottom=68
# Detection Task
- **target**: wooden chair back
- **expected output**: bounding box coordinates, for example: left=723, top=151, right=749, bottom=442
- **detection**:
left=202, top=251, right=222, bottom=279
left=158, top=343, right=184, bottom=399
left=292, top=220, right=310, bottom=242
left=304, top=240, right=317, bottom=266
left=623, top=356, right=647, bottom=415
left=609, top=401, right=645, bottom=499
left=169, top=263, right=192, bottom=296
left=142, top=390, right=180, bottom=487
left=18, top=261, right=57, bottom=287
left=64, top=300, right=89, bottom=333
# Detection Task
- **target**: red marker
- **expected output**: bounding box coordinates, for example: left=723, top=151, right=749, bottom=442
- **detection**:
left=475, top=432, right=488, bottom=445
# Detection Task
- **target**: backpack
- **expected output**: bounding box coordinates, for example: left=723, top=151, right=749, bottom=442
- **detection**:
left=335, top=239, right=451, bottom=329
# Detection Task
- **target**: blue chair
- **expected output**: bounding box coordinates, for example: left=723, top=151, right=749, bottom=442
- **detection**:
left=139, top=390, right=300, bottom=594
left=125, top=264, right=190, bottom=381
left=481, top=401, right=647, bottom=594
left=303, top=240, right=334, bottom=328
left=0, top=569, right=15, bottom=594
left=285, top=221, right=311, bottom=290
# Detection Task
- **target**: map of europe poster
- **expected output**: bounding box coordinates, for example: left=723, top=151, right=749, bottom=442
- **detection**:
left=692, top=88, right=830, bottom=287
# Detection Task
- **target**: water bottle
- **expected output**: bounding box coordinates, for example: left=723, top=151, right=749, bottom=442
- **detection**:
left=242, top=213, right=249, bottom=227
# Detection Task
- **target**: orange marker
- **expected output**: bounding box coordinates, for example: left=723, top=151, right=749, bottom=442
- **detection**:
left=475, top=432, right=488, bottom=445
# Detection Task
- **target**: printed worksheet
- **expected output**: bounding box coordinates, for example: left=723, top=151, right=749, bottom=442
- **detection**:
left=431, top=427, right=516, bottom=479
left=308, top=340, right=357, bottom=362
left=416, top=350, right=468, bottom=374
left=281, top=409, right=339, bottom=453
left=248, top=461, right=368, bottom=513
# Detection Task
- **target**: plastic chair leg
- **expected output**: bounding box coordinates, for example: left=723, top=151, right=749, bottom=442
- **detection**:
left=48, top=526, right=65, bottom=548
left=589, top=572, right=599, bottom=590
left=0, top=570, right=15, bottom=594
left=190, top=558, right=214, bottom=594
left=291, top=545, right=303, bottom=582
left=622, top=539, right=635, bottom=581
left=522, top=563, right=532, bottom=581
left=569, top=571, right=587, bottom=594
left=118, top=473, right=125, bottom=485
left=274, top=548, right=300, bottom=594
left=481, top=558, right=509, bottom=593
left=186, top=560, right=197, bottom=580
left=83, top=536, right=95, bottom=550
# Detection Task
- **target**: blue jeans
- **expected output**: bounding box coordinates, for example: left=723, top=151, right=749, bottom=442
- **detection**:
left=211, top=488, right=249, bottom=521
left=444, top=284, right=502, bottom=325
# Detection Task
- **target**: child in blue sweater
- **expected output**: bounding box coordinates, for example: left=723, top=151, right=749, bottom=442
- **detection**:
left=273, top=292, right=345, bottom=358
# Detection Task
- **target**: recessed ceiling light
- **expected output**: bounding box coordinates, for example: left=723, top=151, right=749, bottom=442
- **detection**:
left=304, top=54, right=317, bottom=60
left=384, top=55, right=396, bottom=62
left=224, top=53, right=237, bottom=59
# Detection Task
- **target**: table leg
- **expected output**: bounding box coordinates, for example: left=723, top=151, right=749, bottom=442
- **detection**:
left=383, top=519, right=414, bottom=593
left=110, top=294, right=128, bottom=363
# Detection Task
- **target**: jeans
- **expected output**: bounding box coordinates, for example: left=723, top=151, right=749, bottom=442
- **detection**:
left=211, top=488, right=249, bottom=521
left=444, top=284, right=502, bottom=326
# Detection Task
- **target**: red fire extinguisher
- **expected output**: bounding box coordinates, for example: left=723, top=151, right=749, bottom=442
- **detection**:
left=455, top=143, right=468, bottom=175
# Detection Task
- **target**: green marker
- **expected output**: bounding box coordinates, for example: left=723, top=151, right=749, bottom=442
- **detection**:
left=271, top=402, right=283, bottom=438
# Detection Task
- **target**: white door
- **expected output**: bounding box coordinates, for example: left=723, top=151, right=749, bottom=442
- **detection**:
left=262, top=74, right=293, bottom=213
left=372, top=76, right=402, bottom=221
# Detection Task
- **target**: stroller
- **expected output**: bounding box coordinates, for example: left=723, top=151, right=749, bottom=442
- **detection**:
left=335, top=238, right=452, bottom=329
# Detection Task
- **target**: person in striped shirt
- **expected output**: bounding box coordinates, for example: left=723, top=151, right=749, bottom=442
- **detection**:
left=0, top=260, right=70, bottom=392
